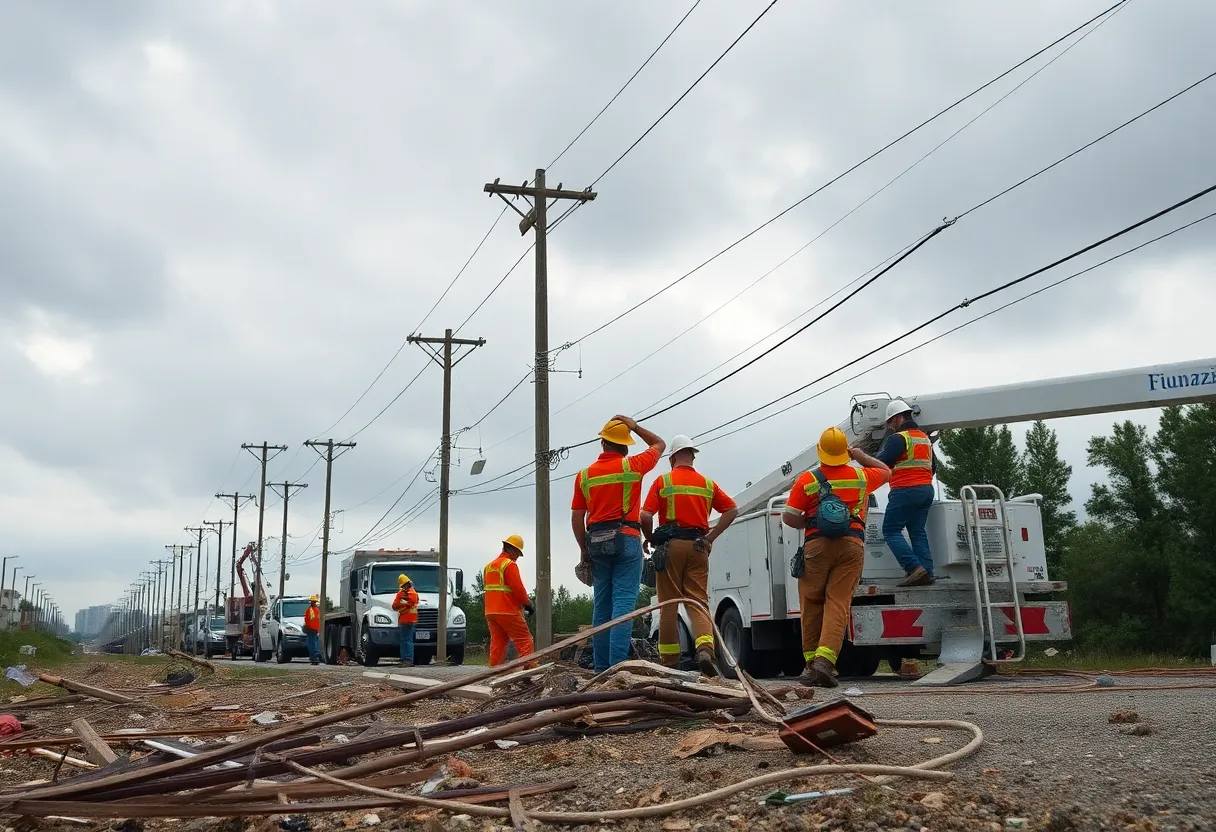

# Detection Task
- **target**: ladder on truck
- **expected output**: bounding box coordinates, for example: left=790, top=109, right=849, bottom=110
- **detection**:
left=913, top=484, right=1027, bottom=686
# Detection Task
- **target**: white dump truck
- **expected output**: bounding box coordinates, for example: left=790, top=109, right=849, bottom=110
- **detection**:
left=323, top=549, right=467, bottom=666
left=660, top=357, right=1216, bottom=685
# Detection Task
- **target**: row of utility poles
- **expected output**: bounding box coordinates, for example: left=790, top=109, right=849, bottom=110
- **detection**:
left=0, top=555, right=65, bottom=634
left=103, top=164, right=591, bottom=658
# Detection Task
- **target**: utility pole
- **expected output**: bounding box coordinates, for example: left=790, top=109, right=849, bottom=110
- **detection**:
left=204, top=520, right=232, bottom=612
left=241, top=443, right=288, bottom=663
left=483, top=170, right=596, bottom=648
left=304, top=439, right=356, bottom=661
left=215, top=493, right=256, bottom=620
left=407, top=329, right=485, bottom=662
left=268, top=482, right=309, bottom=599
left=185, top=526, right=206, bottom=649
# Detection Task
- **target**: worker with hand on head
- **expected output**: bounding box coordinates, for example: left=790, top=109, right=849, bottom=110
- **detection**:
left=876, top=400, right=937, bottom=587
left=641, top=435, right=737, bottom=677
left=391, top=575, right=420, bottom=668
left=783, top=427, right=890, bottom=688
left=484, top=534, right=536, bottom=667
left=303, top=595, right=322, bottom=666
left=571, top=414, right=665, bottom=672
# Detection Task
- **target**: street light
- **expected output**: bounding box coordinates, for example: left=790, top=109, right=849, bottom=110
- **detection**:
left=30, top=584, right=41, bottom=631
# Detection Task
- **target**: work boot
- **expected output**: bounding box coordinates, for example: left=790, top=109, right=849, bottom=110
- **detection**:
left=659, top=654, right=682, bottom=669
left=897, top=566, right=933, bottom=587
left=798, top=657, right=840, bottom=688
left=400, top=660, right=414, bottom=668
left=695, top=646, right=719, bottom=678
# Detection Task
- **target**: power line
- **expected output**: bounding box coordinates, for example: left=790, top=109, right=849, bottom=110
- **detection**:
left=341, top=450, right=439, bottom=552
left=590, top=0, right=783, bottom=188
left=695, top=206, right=1216, bottom=446
left=453, top=243, right=535, bottom=335
left=565, top=0, right=1128, bottom=346
left=547, top=0, right=704, bottom=172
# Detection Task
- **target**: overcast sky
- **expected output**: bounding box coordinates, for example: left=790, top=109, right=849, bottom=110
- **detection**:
left=3, top=0, right=1214, bottom=625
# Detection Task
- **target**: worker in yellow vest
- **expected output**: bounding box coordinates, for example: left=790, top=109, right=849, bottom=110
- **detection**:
left=391, top=575, right=419, bottom=667
left=640, top=435, right=737, bottom=676
left=877, top=400, right=937, bottom=587
left=484, top=535, right=535, bottom=666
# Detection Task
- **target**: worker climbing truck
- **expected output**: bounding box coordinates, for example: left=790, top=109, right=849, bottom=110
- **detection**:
left=323, top=549, right=467, bottom=667
left=676, top=357, right=1216, bottom=686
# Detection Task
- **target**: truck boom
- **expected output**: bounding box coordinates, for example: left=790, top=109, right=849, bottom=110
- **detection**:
left=735, top=356, right=1216, bottom=515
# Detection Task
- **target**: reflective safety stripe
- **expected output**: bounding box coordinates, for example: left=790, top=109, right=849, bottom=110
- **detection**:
left=694, top=634, right=715, bottom=648
left=803, top=470, right=870, bottom=517
left=814, top=645, right=838, bottom=664
left=894, top=431, right=933, bottom=470
left=484, top=558, right=512, bottom=593
left=659, top=472, right=715, bottom=522
left=579, top=457, right=642, bottom=515
left=658, top=642, right=682, bottom=655
left=803, top=650, right=815, bottom=662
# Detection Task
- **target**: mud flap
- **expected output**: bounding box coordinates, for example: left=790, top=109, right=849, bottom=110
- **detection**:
left=912, top=625, right=988, bottom=686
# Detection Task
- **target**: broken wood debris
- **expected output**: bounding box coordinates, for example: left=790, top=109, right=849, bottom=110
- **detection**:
left=69, top=719, right=117, bottom=766
left=363, top=672, right=494, bottom=701
left=36, top=675, right=137, bottom=705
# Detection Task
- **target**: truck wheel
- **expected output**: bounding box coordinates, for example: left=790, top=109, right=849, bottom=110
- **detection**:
left=257, top=646, right=272, bottom=663
left=447, top=645, right=465, bottom=666
left=359, top=627, right=380, bottom=667
left=275, top=638, right=290, bottom=664
left=324, top=625, right=340, bottom=665
left=715, top=605, right=752, bottom=681
left=782, top=647, right=807, bottom=678
left=836, top=642, right=881, bottom=678
left=230, top=639, right=242, bottom=660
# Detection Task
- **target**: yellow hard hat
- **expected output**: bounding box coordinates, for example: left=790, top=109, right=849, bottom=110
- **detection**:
left=598, top=418, right=636, bottom=446
left=502, top=534, right=525, bottom=554
left=309, top=595, right=319, bottom=603
left=398, top=574, right=411, bottom=585
left=817, top=426, right=851, bottom=466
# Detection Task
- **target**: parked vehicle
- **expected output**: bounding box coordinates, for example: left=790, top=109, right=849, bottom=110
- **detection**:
left=257, top=596, right=312, bottom=663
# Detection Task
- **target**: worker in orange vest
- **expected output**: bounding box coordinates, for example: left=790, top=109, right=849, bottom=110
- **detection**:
left=303, top=595, right=322, bottom=665
left=571, top=415, right=665, bottom=672
left=877, top=400, right=937, bottom=587
left=484, top=534, right=535, bottom=666
left=391, top=574, right=420, bottom=667
left=783, top=427, right=890, bottom=687
left=641, top=435, right=737, bottom=676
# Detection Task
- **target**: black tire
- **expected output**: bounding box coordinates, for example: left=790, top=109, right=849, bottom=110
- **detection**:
left=275, top=638, right=290, bottom=664
left=256, top=647, right=272, bottom=662
left=836, top=642, right=882, bottom=678
left=359, top=626, right=380, bottom=667
left=783, top=646, right=807, bottom=678
left=414, top=650, right=432, bottom=667
left=230, top=639, right=242, bottom=660
left=715, top=605, right=751, bottom=681
left=447, top=644, right=465, bottom=666
left=324, top=625, right=341, bottom=665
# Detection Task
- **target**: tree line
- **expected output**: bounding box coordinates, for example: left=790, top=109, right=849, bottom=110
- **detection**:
left=936, top=405, right=1216, bottom=656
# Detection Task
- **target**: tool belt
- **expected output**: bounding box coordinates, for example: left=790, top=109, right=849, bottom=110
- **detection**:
left=586, top=520, right=641, bottom=559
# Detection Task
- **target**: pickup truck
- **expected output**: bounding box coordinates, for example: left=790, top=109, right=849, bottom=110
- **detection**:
left=257, top=596, right=313, bottom=663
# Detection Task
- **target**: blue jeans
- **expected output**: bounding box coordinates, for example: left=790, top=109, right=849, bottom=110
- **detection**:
left=305, top=631, right=320, bottom=662
left=590, top=532, right=644, bottom=672
left=398, top=623, right=415, bottom=663
left=883, top=485, right=935, bottom=575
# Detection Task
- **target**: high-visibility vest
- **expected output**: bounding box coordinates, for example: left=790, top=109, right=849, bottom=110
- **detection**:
left=578, top=457, right=643, bottom=520
left=392, top=588, right=418, bottom=624
left=803, top=466, right=870, bottom=534
left=484, top=555, right=521, bottom=615
left=303, top=606, right=320, bottom=633
left=658, top=472, right=715, bottom=523
left=890, top=429, right=933, bottom=488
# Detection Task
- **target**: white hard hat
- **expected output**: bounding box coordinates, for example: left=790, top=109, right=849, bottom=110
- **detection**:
left=885, top=399, right=914, bottom=422
left=669, top=435, right=699, bottom=456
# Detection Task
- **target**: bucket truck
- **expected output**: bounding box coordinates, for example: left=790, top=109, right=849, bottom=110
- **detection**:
left=670, top=357, right=1216, bottom=686
left=225, top=542, right=266, bottom=660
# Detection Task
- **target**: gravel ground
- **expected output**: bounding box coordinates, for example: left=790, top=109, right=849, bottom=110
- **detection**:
left=2, top=658, right=1213, bottom=832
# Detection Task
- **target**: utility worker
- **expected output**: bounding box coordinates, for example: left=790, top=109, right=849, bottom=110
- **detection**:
left=641, top=435, right=738, bottom=676
left=876, top=400, right=936, bottom=587
left=484, top=534, right=536, bottom=666
left=391, top=574, right=419, bottom=668
left=571, top=414, right=665, bottom=673
left=303, top=595, right=322, bottom=666
left=783, top=427, right=890, bottom=687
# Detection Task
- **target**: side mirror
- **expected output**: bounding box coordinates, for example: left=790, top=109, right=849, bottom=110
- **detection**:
left=455, top=570, right=464, bottom=595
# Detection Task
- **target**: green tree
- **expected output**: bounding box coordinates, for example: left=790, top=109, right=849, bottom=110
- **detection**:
left=935, top=425, right=1024, bottom=499
left=1020, top=420, right=1077, bottom=572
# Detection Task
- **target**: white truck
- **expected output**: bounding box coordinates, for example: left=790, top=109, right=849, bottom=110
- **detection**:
left=323, top=549, right=467, bottom=667
left=664, top=357, right=1216, bottom=686
left=256, top=595, right=313, bottom=663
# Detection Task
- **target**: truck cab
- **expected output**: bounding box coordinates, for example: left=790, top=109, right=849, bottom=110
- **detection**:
left=325, top=549, right=466, bottom=667
left=258, top=596, right=312, bottom=663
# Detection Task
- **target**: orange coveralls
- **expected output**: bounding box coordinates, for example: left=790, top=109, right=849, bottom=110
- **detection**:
left=484, top=553, right=534, bottom=666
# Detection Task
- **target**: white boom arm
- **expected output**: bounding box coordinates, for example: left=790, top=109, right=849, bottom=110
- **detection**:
left=733, top=356, right=1216, bottom=515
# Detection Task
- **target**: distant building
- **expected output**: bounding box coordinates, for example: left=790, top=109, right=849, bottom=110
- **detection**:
left=73, top=605, right=112, bottom=638
left=0, top=589, right=19, bottom=630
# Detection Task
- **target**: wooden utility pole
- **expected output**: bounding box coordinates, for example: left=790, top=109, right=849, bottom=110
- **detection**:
left=241, top=443, right=287, bottom=662
left=483, top=170, right=596, bottom=648
left=185, top=526, right=206, bottom=643
left=215, top=493, right=256, bottom=620
left=304, top=439, right=356, bottom=661
left=203, top=520, right=232, bottom=611
left=407, top=329, right=485, bottom=662
left=268, top=482, right=309, bottom=599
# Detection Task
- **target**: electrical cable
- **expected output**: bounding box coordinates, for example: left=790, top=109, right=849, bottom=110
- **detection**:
left=341, top=450, right=439, bottom=552
left=696, top=206, right=1216, bottom=447
left=342, top=362, right=430, bottom=441
left=452, top=242, right=535, bottom=335
left=590, top=0, right=782, bottom=188
left=462, top=370, right=531, bottom=432
left=547, top=0, right=703, bottom=172
left=566, top=0, right=1128, bottom=346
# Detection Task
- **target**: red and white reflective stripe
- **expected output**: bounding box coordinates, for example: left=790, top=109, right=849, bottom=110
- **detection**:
left=880, top=608, right=925, bottom=640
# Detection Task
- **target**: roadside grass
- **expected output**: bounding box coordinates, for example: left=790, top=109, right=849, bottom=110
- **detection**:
left=1019, top=646, right=1209, bottom=672
left=0, top=630, right=77, bottom=669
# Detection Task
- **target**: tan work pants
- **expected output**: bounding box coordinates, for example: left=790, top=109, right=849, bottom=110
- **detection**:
left=798, top=536, right=865, bottom=667
left=656, top=538, right=714, bottom=664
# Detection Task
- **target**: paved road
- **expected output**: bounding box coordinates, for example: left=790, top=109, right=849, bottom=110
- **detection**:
left=208, top=656, right=482, bottom=679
